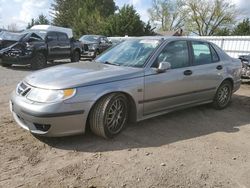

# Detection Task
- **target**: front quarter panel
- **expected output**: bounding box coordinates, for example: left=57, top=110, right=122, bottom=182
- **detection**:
left=65, top=76, right=144, bottom=121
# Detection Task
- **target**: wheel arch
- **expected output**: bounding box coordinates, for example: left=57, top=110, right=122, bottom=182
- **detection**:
left=221, top=77, right=234, bottom=88
left=86, top=91, right=137, bottom=129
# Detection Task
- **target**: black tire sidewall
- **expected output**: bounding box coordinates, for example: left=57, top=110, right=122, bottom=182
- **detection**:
left=103, top=94, right=128, bottom=138
left=213, top=81, right=232, bottom=109
left=71, top=50, right=80, bottom=62
left=31, top=52, right=46, bottom=70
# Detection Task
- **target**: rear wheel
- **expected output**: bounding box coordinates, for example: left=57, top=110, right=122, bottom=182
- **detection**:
left=31, top=52, right=47, bottom=70
left=213, top=80, right=232, bottom=109
left=71, top=50, right=80, bottom=62
left=89, top=93, right=128, bottom=138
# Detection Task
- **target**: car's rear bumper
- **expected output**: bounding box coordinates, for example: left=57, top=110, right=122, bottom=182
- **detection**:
left=10, top=91, right=90, bottom=137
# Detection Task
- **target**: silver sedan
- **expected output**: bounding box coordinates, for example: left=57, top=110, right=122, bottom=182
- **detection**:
left=10, top=37, right=242, bottom=138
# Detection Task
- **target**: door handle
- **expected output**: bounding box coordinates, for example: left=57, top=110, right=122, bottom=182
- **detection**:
left=184, top=70, right=192, bottom=76
left=216, top=65, right=223, bottom=70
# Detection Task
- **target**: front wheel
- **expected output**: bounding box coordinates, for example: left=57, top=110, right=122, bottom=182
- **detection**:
left=31, top=52, right=47, bottom=70
left=213, top=80, right=233, bottom=110
left=89, top=93, right=128, bottom=138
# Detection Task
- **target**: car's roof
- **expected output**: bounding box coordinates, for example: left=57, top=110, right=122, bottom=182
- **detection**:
left=120, top=36, right=212, bottom=45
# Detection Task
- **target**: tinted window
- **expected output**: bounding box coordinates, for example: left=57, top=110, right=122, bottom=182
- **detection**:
left=154, top=40, right=189, bottom=69
left=210, top=45, right=220, bottom=62
left=58, top=33, right=68, bottom=41
left=192, top=42, right=212, bottom=65
left=47, top=32, right=57, bottom=41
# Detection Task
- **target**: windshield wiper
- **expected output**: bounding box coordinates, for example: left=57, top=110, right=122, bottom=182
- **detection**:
left=104, top=61, right=120, bottom=66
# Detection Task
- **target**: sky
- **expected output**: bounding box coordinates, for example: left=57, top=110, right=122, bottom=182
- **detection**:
left=0, top=0, right=249, bottom=30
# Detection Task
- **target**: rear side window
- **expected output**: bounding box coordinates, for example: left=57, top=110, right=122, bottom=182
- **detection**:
left=58, top=33, right=68, bottom=41
left=210, top=45, right=220, bottom=62
left=191, top=42, right=212, bottom=65
left=154, top=40, right=190, bottom=69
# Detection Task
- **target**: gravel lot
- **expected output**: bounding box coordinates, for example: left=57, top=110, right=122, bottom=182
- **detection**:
left=0, top=62, right=250, bottom=188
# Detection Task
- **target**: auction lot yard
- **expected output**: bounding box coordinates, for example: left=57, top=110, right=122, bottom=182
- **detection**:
left=0, top=62, right=250, bottom=188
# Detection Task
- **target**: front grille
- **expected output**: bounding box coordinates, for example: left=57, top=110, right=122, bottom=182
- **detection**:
left=16, top=82, right=31, bottom=96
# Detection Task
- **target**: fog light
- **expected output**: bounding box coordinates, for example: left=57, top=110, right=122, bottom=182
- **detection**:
left=33, top=123, right=51, bottom=132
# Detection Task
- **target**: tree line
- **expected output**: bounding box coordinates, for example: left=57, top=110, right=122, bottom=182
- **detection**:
left=25, top=0, right=250, bottom=37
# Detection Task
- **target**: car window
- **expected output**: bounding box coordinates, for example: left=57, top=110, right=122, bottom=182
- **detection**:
left=47, top=32, right=57, bottom=41
left=153, top=40, right=189, bottom=69
left=57, top=33, right=68, bottom=41
left=100, top=37, right=108, bottom=43
left=210, top=45, right=220, bottom=62
left=192, top=41, right=212, bottom=65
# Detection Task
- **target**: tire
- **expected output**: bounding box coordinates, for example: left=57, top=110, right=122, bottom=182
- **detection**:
left=89, top=93, right=128, bottom=138
left=1, top=63, right=12, bottom=67
left=93, top=49, right=100, bottom=58
left=31, top=52, right=47, bottom=70
left=71, top=50, right=80, bottom=62
left=213, top=80, right=233, bottom=110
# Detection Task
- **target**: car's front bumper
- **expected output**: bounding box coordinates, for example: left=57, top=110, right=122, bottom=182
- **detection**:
left=81, top=51, right=96, bottom=58
left=1, top=53, right=33, bottom=65
left=10, top=91, right=91, bottom=137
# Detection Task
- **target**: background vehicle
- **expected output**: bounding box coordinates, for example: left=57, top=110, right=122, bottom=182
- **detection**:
left=0, top=25, right=82, bottom=69
left=10, top=37, right=242, bottom=138
left=239, top=54, right=250, bottom=79
left=79, top=35, right=112, bottom=59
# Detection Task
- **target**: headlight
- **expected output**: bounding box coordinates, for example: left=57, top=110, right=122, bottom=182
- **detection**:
left=26, top=88, right=76, bottom=103
left=88, top=44, right=97, bottom=50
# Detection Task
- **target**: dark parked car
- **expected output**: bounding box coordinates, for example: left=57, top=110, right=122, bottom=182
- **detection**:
left=79, top=35, right=112, bottom=59
left=0, top=28, right=82, bottom=69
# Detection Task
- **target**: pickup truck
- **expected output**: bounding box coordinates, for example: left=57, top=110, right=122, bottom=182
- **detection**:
left=79, top=35, right=112, bottom=59
left=0, top=28, right=82, bottom=69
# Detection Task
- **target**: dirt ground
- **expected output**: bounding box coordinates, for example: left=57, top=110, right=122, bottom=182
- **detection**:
left=0, top=63, right=250, bottom=188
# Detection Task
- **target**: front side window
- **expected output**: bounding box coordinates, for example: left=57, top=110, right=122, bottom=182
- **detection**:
left=192, top=42, right=212, bottom=65
left=153, top=40, right=189, bottom=69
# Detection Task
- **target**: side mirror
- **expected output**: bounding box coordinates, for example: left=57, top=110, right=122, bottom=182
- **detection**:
left=157, top=62, right=171, bottom=73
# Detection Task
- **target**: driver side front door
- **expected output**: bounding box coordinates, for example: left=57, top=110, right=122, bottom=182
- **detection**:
left=143, top=40, right=205, bottom=116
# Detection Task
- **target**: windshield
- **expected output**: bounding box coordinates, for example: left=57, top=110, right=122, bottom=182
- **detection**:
left=95, top=39, right=161, bottom=68
left=21, top=29, right=47, bottom=40
left=79, top=35, right=99, bottom=42
left=0, top=31, right=25, bottom=41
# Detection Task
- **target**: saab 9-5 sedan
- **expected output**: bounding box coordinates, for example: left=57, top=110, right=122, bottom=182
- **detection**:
left=10, top=37, right=242, bottom=138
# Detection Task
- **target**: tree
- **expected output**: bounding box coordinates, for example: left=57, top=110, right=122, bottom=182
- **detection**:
left=144, top=21, right=156, bottom=35
left=103, top=5, right=148, bottom=36
left=213, top=27, right=231, bottom=36
left=27, top=14, right=50, bottom=29
left=148, top=0, right=186, bottom=31
left=51, top=0, right=116, bottom=36
left=232, top=18, right=250, bottom=36
left=184, top=0, right=237, bottom=36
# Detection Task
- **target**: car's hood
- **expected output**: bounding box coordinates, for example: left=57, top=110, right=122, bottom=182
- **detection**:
left=24, top=62, right=143, bottom=89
